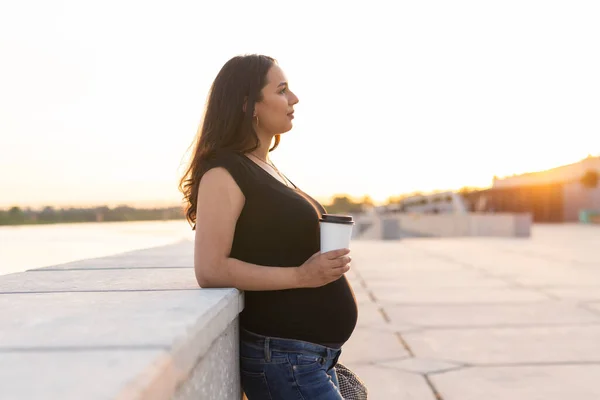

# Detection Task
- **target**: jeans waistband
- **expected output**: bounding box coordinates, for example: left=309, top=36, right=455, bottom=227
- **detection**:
left=240, top=328, right=342, bottom=360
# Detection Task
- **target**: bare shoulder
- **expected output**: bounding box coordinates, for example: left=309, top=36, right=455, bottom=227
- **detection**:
left=197, top=167, right=245, bottom=213
left=200, top=166, right=237, bottom=186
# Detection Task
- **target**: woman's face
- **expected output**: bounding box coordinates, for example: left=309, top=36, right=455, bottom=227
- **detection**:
left=254, top=65, right=299, bottom=135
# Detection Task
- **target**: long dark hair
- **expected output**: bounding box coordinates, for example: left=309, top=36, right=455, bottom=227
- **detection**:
left=179, top=54, right=279, bottom=229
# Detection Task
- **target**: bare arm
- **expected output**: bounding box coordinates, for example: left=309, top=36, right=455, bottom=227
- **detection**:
left=194, top=167, right=302, bottom=290
left=195, top=167, right=352, bottom=290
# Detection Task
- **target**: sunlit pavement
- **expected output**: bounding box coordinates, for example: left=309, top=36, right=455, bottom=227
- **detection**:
left=341, top=224, right=600, bottom=400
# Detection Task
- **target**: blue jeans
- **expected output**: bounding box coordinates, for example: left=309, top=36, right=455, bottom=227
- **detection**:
left=239, top=328, right=343, bottom=400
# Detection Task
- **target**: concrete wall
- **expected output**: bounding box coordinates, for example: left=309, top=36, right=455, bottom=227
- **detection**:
left=354, top=213, right=532, bottom=239
left=352, top=214, right=382, bottom=240
left=0, top=240, right=243, bottom=400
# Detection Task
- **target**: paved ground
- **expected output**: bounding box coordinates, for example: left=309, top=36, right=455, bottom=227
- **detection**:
left=340, top=224, right=600, bottom=400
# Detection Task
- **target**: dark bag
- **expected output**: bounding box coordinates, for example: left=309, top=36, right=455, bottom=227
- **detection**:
left=336, top=363, right=368, bottom=399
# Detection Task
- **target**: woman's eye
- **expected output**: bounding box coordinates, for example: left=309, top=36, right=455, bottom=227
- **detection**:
left=280, top=88, right=287, bottom=94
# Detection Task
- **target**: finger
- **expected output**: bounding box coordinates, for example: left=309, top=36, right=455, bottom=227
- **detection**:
left=330, top=263, right=350, bottom=276
left=329, top=257, right=344, bottom=268
left=323, top=248, right=350, bottom=260
left=331, top=256, right=351, bottom=268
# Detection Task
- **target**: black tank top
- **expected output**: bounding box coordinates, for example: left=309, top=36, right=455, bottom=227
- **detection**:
left=205, top=150, right=358, bottom=347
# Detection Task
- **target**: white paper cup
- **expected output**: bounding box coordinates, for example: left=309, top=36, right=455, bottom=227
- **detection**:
left=319, top=214, right=355, bottom=253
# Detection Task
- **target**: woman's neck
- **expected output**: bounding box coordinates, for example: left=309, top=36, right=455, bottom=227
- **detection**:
left=249, top=132, right=275, bottom=162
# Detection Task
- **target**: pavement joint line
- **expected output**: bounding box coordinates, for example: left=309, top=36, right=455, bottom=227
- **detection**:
left=386, top=271, right=559, bottom=300
left=356, top=356, right=413, bottom=366
left=402, top=247, right=482, bottom=273
left=0, top=345, right=169, bottom=352
left=576, top=303, right=600, bottom=318
left=424, top=365, right=471, bottom=376
left=470, top=360, right=600, bottom=368
left=351, top=262, right=369, bottom=291
left=367, top=291, right=377, bottom=302
left=376, top=301, right=554, bottom=307
left=398, top=245, right=567, bottom=301
left=0, top=288, right=199, bottom=295
left=353, top=262, right=419, bottom=361
left=404, top=247, right=548, bottom=295
left=351, top=262, right=379, bottom=305
left=378, top=307, right=391, bottom=323
left=355, top=326, right=425, bottom=335
left=393, top=331, right=415, bottom=357
left=500, top=247, right=594, bottom=267
left=518, top=285, right=561, bottom=301
left=373, top=360, right=469, bottom=376
left=408, top=322, right=600, bottom=331
left=531, top=284, right=600, bottom=288
left=427, top=253, right=562, bottom=302
left=27, top=266, right=193, bottom=271
left=424, top=375, right=444, bottom=400
left=353, top=262, right=420, bottom=359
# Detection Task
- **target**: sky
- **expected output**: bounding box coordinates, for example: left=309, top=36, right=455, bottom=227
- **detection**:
left=1, top=0, right=599, bottom=209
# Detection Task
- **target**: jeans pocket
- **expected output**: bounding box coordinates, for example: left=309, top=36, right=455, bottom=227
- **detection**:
left=240, top=370, right=272, bottom=400
left=291, top=354, right=329, bottom=387
left=295, top=355, right=325, bottom=369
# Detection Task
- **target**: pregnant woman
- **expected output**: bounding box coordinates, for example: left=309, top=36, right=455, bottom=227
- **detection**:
left=179, top=54, right=358, bottom=399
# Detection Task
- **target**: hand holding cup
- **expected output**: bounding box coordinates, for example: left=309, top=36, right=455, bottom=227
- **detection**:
left=297, top=248, right=351, bottom=288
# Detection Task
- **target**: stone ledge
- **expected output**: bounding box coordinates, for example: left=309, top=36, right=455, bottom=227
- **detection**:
left=0, top=241, right=243, bottom=400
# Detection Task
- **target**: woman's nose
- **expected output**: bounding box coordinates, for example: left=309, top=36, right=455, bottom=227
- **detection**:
left=290, top=91, right=299, bottom=105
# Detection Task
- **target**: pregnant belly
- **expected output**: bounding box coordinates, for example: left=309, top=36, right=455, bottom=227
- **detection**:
left=241, top=277, right=358, bottom=346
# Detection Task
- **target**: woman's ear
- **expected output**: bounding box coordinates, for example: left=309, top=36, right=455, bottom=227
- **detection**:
left=243, top=97, right=258, bottom=117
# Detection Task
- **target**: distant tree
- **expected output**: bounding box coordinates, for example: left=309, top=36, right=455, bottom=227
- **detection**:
left=8, top=206, right=21, bottom=215
left=386, top=191, right=424, bottom=205
left=8, top=206, right=26, bottom=224
left=360, top=195, right=374, bottom=207
left=39, top=206, right=57, bottom=222
left=458, top=186, right=485, bottom=197
left=580, top=170, right=599, bottom=189
left=386, top=195, right=403, bottom=205
left=0, top=209, right=7, bottom=224
left=0, top=204, right=185, bottom=226
left=326, top=195, right=364, bottom=215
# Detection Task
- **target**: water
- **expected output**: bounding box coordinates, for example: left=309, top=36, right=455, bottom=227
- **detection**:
left=0, top=220, right=194, bottom=276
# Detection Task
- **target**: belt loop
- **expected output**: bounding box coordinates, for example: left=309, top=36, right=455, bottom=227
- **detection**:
left=264, top=337, right=271, bottom=362
left=332, top=349, right=341, bottom=367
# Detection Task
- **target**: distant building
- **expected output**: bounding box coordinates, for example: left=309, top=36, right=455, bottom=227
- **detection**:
left=379, top=191, right=468, bottom=215
left=492, top=156, right=600, bottom=188
left=464, top=156, right=600, bottom=222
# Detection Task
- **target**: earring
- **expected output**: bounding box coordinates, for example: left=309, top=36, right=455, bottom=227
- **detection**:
left=254, top=115, right=260, bottom=128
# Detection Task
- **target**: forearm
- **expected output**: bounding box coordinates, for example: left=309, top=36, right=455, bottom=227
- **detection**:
left=198, top=257, right=303, bottom=291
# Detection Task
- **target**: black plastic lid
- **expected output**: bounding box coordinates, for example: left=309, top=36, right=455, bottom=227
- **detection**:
left=319, top=214, right=355, bottom=225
